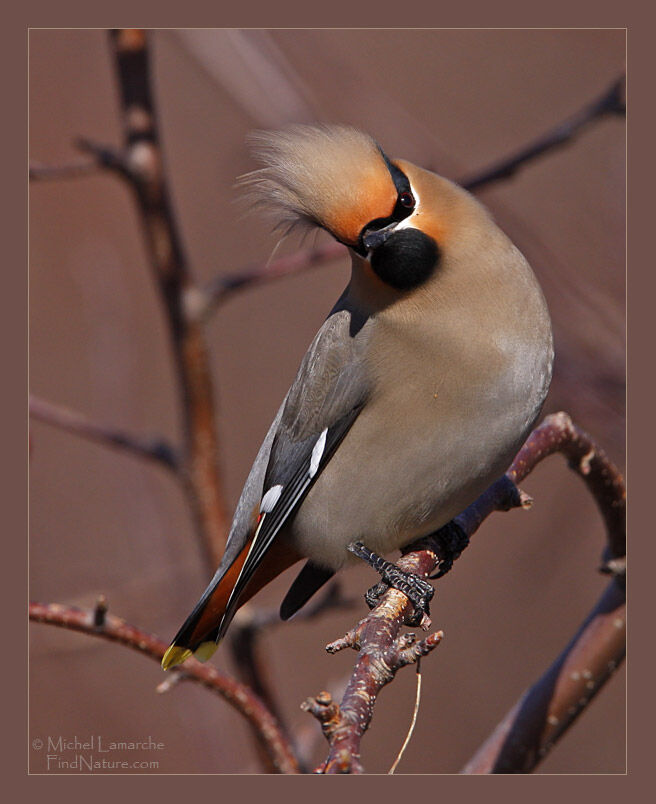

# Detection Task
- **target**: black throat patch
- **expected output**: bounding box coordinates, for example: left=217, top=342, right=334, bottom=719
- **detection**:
left=370, top=228, right=440, bottom=291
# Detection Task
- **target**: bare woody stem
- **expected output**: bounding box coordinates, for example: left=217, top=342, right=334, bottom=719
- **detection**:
left=460, top=412, right=626, bottom=773
left=458, top=75, right=625, bottom=191
left=96, top=29, right=229, bottom=570
left=461, top=580, right=624, bottom=774
left=305, top=412, right=625, bottom=773
left=29, top=394, right=179, bottom=472
left=29, top=158, right=104, bottom=181
left=199, top=74, right=625, bottom=312
left=30, top=73, right=625, bottom=323
left=202, top=240, right=346, bottom=315
left=29, top=600, right=300, bottom=774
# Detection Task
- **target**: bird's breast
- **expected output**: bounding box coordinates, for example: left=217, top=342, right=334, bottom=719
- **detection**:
left=288, top=257, right=553, bottom=570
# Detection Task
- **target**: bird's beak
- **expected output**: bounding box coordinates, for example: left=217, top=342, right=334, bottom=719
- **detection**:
left=361, top=221, right=397, bottom=253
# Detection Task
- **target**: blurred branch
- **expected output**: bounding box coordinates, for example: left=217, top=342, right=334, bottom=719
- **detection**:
left=29, top=158, right=104, bottom=181
left=305, top=412, right=625, bottom=773
left=32, top=30, right=231, bottom=569
left=93, top=29, right=230, bottom=571
left=197, top=75, right=625, bottom=314
left=29, top=34, right=625, bottom=773
left=176, top=30, right=317, bottom=128
left=462, top=579, right=624, bottom=774
left=459, top=74, right=625, bottom=192
left=29, top=600, right=300, bottom=774
left=201, top=240, right=346, bottom=316
left=228, top=582, right=354, bottom=773
left=30, top=71, right=624, bottom=323
left=29, top=394, right=179, bottom=472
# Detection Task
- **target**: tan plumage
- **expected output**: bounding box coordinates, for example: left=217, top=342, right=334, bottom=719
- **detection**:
left=240, top=125, right=397, bottom=242
left=162, top=125, right=552, bottom=670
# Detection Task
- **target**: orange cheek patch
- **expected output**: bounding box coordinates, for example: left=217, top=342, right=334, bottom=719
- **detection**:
left=325, top=168, right=398, bottom=246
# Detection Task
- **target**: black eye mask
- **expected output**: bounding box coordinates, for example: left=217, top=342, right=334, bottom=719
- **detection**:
left=352, top=148, right=416, bottom=258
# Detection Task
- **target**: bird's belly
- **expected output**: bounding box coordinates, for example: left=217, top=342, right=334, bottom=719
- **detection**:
left=287, top=365, right=543, bottom=570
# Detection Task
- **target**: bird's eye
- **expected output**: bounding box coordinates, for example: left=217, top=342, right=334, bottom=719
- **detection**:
left=399, top=191, right=415, bottom=209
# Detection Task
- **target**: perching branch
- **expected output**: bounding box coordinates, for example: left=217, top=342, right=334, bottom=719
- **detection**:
left=29, top=32, right=624, bottom=773
left=304, top=413, right=625, bottom=773
left=29, top=599, right=300, bottom=774
left=29, top=394, right=179, bottom=472
left=304, top=623, right=443, bottom=773
left=460, top=412, right=626, bottom=773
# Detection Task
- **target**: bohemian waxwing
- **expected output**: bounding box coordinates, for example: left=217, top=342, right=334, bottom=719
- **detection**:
left=162, top=125, right=553, bottom=670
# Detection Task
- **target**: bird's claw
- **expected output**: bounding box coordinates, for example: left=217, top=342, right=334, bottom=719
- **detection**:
left=348, top=541, right=434, bottom=627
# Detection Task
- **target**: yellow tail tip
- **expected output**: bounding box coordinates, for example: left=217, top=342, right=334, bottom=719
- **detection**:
left=192, top=641, right=219, bottom=663
left=161, top=645, right=193, bottom=671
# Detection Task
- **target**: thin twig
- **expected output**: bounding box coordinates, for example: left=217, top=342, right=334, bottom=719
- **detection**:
left=459, top=75, right=625, bottom=191
left=305, top=413, right=625, bottom=773
left=31, top=74, right=624, bottom=319
left=388, top=660, right=423, bottom=774
left=29, top=600, right=300, bottom=774
left=29, top=158, right=104, bottom=181
left=201, top=240, right=346, bottom=316
left=29, top=394, right=179, bottom=472
left=197, top=76, right=625, bottom=312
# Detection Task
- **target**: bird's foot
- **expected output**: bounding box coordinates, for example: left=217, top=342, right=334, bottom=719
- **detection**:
left=404, top=520, right=470, bottom=579
left=347, top=541, right=434, bottom=627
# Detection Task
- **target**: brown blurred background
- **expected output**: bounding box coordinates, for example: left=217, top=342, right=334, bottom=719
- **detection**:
left=29, top=29, right=625, bottom=774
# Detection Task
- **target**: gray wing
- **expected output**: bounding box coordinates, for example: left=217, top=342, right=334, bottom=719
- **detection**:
left=167, top=299, right=373, bottom=652
left=215, top=301, right=372, bottom=586
left=264, top=304, right=372, bottom=490
left=208, top=398, right=286, bottom=581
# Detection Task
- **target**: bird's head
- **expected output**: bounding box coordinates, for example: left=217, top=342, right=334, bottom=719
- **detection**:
left=240, top=125, right=479, bottom=291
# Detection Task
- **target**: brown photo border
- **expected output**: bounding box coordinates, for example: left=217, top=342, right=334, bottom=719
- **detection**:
left=11, top=1, right=647, bottom=799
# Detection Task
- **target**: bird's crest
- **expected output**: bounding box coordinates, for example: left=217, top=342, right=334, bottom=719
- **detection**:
left=239, top=125, right=399, bottom=246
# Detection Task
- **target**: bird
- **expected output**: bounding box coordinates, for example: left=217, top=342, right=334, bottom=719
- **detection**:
left=162, top=125, right=553, bottom=670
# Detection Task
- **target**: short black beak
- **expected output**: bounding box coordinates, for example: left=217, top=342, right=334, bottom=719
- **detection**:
left=361, top=222, right=397, bottom=253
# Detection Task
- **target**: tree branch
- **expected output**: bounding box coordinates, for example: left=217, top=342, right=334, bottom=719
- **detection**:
left=196, top=75, right=625, bottom=311
left=459, top=74, right=625, bottom=192
left=227, top=581, right=353, bottom=772
left=94, top=29, right=230, bottom=571
left=201, top=240, right=346, bottom=316
left=461, top=579, right=624, bottom=774
left=304, top=413, right=625, bottom=773
left=31, top=72, right=624, bottom=321
left=29, top=394, right=179, bottom=472
left=29, top=599, right=300, bottom=774
left=29, top=158, right=104, bottom=181
left=460, top=412, right=626, bottom=773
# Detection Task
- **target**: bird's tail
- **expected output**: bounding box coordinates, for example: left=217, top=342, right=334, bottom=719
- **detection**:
left=161, top=533, right=302, bottom=670
left=161, top=536, right=255, bottom=670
